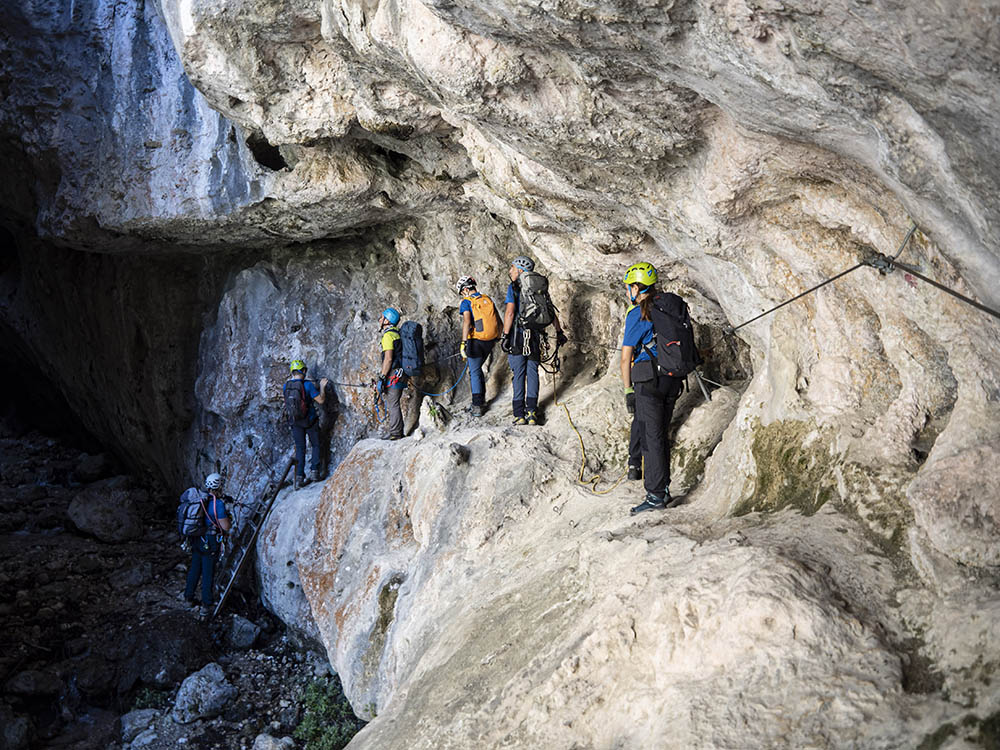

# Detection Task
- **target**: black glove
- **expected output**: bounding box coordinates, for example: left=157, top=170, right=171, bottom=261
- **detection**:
left=500, top=332, right=513, bottom=354
left=556, top=330, right=568, bottom=347
left=625, top=389, right=635, bottom=415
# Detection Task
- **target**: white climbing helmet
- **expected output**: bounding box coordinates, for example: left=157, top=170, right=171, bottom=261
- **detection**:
left=205, top=473, right=224, bottom=492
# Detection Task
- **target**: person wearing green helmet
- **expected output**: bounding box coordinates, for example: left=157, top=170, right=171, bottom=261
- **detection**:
left=378, top=307, right=407, bottom=439
left=283, top=360, right=328, bottom=488
left=620, top=261, right=684, bottom=514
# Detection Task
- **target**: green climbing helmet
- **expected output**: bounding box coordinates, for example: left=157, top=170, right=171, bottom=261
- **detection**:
left=623, top=262, right=657, bottom=288
left=289, top=359, right=306, bottom=373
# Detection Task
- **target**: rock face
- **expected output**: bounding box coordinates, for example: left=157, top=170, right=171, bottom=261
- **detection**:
left=171, top=663, right=237, bottom=724
left=2, top=0, right=1000, bottom=746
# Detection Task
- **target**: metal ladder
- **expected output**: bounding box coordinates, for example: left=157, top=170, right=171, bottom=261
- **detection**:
left=211, top=458, right=296, bottom=620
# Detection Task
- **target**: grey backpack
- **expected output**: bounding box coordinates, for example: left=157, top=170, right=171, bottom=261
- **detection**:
left=176, top=487, right=207, bottom=537
left=516, top=271, right=556, bottom=330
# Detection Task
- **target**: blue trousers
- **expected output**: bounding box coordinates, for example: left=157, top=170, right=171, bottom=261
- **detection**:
left=467, top=339, right=495, bottom=406
left=508, top=353, right=539, bottom=417
left=292, top=422, right=320, bottom=476
left=184, top=535, right=220, bottom=605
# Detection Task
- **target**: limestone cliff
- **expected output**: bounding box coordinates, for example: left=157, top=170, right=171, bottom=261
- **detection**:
left=1, top=0, right=999, bottom=746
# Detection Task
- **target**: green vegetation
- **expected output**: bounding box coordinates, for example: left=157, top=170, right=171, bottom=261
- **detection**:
left=917, top=710, right=1000, bottom=749
left=734, top=419, right=836, bottom=516
left=294, top=677, right=366, bottom=750
left=131, top=686, right=171, bottom=711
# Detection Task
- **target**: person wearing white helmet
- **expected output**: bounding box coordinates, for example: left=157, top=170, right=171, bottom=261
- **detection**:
left=182, top=472, right=232, bottom=616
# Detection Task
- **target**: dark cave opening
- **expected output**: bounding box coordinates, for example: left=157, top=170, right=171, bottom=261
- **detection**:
left=246, top=132, right=289, bottom=171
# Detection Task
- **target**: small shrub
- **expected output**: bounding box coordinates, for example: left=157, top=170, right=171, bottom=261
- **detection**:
left=293, top=677, right=366, bottom=750
left=131, top=686, right=171, bottom=711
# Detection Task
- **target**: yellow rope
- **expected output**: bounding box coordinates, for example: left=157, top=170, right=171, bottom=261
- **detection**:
left=551, top=371, right=631, bottom=496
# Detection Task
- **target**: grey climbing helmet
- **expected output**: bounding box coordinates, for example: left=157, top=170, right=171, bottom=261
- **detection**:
left=205, top=473, right=224, bottom=492
left=510, top=256, right=535, bottom=272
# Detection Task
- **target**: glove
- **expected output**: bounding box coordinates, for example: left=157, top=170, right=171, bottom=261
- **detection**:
left=556, top=330, right=568, bottom=347
left=460, top=341, right=468, bottom=360
left=625, top=387, right=635, bottom=415
left=500, top=332, right=513, bottom=354
left=377, top=377, right=387, bottom=394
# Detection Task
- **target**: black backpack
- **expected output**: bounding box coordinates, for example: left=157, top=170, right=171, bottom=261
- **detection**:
left=516, top=271, right=556, bottom=330
left=283, top=380, right=311, bottom=425
left=399, top=321, right=425, bottom=376
left=645, top=292, right=701, bottom=378
left=177, top=487, right=207, bottom=537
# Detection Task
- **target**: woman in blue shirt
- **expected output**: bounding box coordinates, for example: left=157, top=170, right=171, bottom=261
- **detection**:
left=620, top=262, right=685, bottom=514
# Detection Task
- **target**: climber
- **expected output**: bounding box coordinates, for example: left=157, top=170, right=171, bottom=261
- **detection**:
left=620, top=261, right=689, bottom=514
left=183, top=473, right=232, bottom=617
left=457, top=275, right=501, bottom=417
left=377, top=307, right=407, bottom=439
left=625, top=298, right=645, bottom=482
left=283, top=360, right=329, bottom=488
left=500, top=256, right=567, bottom=425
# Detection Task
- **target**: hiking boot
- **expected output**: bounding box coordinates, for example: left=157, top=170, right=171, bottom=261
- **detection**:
left=627, top=465, right=642, bottom=481
left=381, top=434, right=402, bottom=441
left=293, top=474, right=306, bottom=491
left=630, top=493, right=667, bottom=515
left=469, top=404, right=485, bottom=417
left=178, top=592, right=198, bottom=606
left=512, top=415, right=528, bottom=426
left=309, top=469, right=322, bottom=483
left=198, top=605, right=211, bottom=619
left=525, top=410, right=539, bottom=426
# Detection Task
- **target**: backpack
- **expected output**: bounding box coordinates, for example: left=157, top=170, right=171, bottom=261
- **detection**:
left=645, top=292, right=701, bottom=378
left=283, top=379, right=311, bottom=426
left=177, top=487, right=207, bottom=537
left=464, top=294, right=501, bottom=341
left=516, top=271, right=556, bottom=330
left=399, top=321, right=425, bottom=376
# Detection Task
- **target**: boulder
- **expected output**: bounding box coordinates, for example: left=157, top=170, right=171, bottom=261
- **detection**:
left=67, top=488, right=143, bottom=542
left=117, top=612, right=213, bottom=692
left=908, top=444, right=1000, bottom=567
left=171, top=663, right=237, bottom=724
left=0, top=705, right=30, bottom=750
left=120, top=708, right=159, bottom=743
left=252, top=735, right=295, bottom=750
left=74, top=452, right=113, bottom=483
left=5, top=669, right=62, bottom=697
left=226, top=615, right=260, bottom=650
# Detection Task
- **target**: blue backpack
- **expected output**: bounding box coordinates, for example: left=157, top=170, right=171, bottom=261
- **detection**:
left=399, top=321, right=424, bottom=376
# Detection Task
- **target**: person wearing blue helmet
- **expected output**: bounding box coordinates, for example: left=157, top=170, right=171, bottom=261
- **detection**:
left=378, top=307, right=407, bottom=439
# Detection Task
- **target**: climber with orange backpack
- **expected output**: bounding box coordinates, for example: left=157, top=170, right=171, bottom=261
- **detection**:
left=457, top=275, right=501, bottom=417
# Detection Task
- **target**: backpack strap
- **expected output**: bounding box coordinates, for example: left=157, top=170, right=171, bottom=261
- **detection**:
left=200, top=494, right=224, bottom=534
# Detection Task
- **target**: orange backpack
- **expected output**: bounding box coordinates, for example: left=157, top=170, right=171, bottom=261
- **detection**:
left=464, top=294, right=501, bottom=341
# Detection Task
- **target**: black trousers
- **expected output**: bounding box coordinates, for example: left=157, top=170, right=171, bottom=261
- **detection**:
left=628, top=414, right=644, bottom=468
left=635, top=376, right=684, bottom=497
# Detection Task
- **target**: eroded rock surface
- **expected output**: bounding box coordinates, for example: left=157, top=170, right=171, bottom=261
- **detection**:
left=2, top=0, right=1000, bottom=746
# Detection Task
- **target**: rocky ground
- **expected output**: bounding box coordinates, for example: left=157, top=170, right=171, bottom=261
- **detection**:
left=0, top=422, right=363, bottom=750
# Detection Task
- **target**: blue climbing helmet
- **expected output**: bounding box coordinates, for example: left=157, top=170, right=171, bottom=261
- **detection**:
left=382, top=307, right=401, bottom=326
